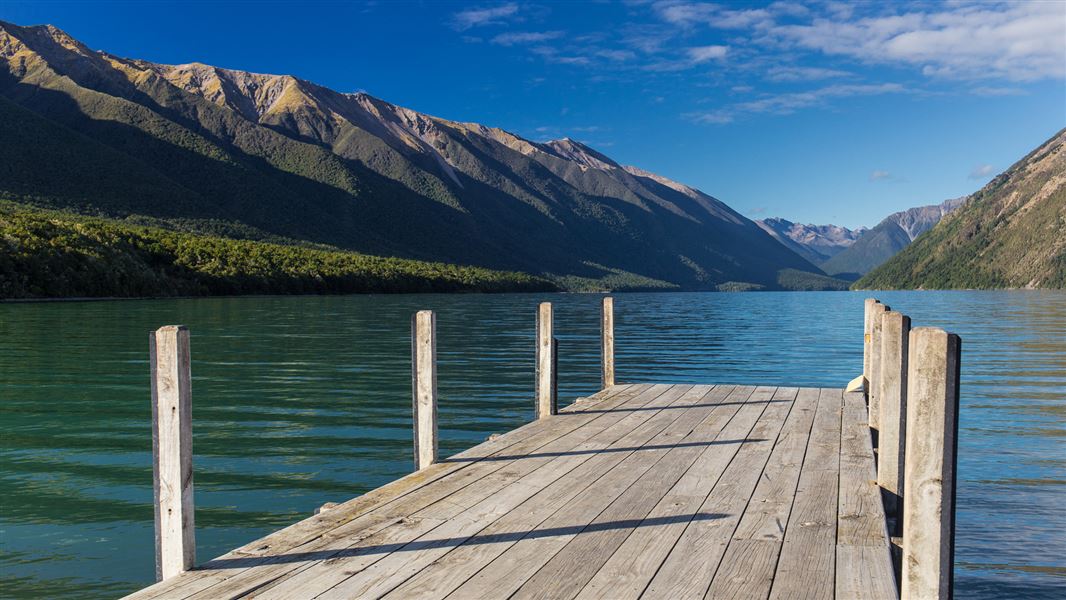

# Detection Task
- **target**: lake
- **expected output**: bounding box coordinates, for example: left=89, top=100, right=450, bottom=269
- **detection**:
left=1, top=291, right=1063, bottom=598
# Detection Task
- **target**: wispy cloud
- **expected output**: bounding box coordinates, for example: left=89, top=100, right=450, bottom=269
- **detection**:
left=970, top=86, right=1027, bottom=97
left=764, top=2, right=1066, bottom=81
left=969, top=164, right=997, bottom=179
left=688, top=82, right=907, bottom=124
left=452, top=3, right=519, bottom=30
left=765, top=66, right=851, bottom=82
left=492, top=31, right=563, bottom=46
left=687, top=45, right=728, bottom=63
left=869, top=169, right=893, bottom=182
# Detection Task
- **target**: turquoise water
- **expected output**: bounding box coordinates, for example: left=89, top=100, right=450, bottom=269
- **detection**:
left=0, top=291, right=1063, bottom=598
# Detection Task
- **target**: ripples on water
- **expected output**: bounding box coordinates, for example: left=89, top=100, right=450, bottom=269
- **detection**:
left=0, top=291, right=1063, bottom=598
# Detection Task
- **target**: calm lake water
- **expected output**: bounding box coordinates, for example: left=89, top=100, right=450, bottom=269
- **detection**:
left=0, top=291, right=1063, bottom=598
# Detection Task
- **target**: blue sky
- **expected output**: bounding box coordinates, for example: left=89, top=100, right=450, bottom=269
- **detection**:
left=3, top=1, right=1064, bottom=228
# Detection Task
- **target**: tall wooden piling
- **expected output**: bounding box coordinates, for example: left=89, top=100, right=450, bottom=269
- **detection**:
left=868, top=302, right=890, bottom=432
left=863, top=298, right=879, bottom=389
left=902, top=327, right=961, bottom=600
left=536, top=302, right=556, bottom=419
left=878, top=311, right=911, bottom=526
left=601, top=297, right=615, bottom=389
left=149, top=325, right=195, bottom=582
left=411, top=310, right=438, bottom=470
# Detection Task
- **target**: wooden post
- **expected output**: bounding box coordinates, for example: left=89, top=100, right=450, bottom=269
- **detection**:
left=601, top=296, right=615, bottom=389
left=868, top=302, right=890, bottom=433
left=902, top=327, right=961, bottom=600
left=150, top=325, right=195, bottom=582
left=535, top=302, right=556, bottom=419
left=863, top=298, right=879, bottom=390
left=878, top=310, right=911, bottom=528
left=411, top=310, right=438, bottom=471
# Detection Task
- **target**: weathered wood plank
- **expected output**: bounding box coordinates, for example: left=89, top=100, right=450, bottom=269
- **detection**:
left=704, top=387, right=820, bottom=599
left=573, top=386, right=775, bottom=600
left=510, top=387, right=776, bottom=600
left=767, top=388, right=843, bottom=600
left=443, top=386, right=749, bottom=600
left=388, top=385, right=743, bottom=600
left=121, top=384, right=898, bottom=600
left=837, top=545, right=898, bottom=599
left=262, top=385, right=706, bottom=599
left=641, top=387, right=796, bottom=600
left=839, top=391, right=893, bottom=547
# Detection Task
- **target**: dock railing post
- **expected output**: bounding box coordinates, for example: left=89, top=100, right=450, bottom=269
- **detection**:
left=878, top=310, right=911, bottom=531
left=902, top=327, right=961, bottom=600
left=868, top=302, right=890, bottom=436
left=536, top=302, right=556, bottom=419
left=863, top=298, right=879, bottom=391
left=150, top=325, right=195, bottom=582
left=601, top=297, right=615, bottom=389
left=411, top=310, right=438, bottom=471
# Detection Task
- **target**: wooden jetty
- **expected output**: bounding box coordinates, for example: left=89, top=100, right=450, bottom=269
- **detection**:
left=126, top=298, right=960, bottom=600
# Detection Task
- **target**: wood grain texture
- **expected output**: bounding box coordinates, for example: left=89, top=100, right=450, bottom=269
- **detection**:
left=150, top=325, right=195, bottom=582
left=412, top=310, right=438, bottom=470
left=535, top=302, right=555, bottom=419
left=122, top=385, right=897, bottom=600
left=601, top=297, right=615, bottom=389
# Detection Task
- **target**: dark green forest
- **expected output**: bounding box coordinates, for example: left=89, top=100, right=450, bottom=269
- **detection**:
left=0, top=202, right=554, bottom=299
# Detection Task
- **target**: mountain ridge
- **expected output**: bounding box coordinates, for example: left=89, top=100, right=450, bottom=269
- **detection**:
left=856, top=129, right=1065, bottom=290
left=1, top=20, right=836, bottom=293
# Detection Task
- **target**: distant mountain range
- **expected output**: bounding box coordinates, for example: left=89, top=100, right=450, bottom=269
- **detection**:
left=0, top=20, right=834, bottom=294
left=819, top=197, right=965, bottom=279
left=755, top=219, right=867, bottom=265
left=858, top=128, right=1065, bottom=290
left=757, top=197, right=964, bottom=280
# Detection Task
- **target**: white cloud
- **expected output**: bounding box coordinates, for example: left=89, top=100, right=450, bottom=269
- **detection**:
left=491, top=31, right=563, bottom=46
left=869, top=169, right=893, bottom=182
left=765, top=65, right=851, bottom=81
left=969, top=164, right=997, bottom=179
left=688, top=82, right=907, bottom=124
left=687, top=45, right=729, bottom=62
left=768, top=2, right=1066, bottom=81
left=452, top=3, right=519, bottom=30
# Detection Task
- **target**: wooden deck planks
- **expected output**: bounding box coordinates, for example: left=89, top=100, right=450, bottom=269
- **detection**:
left=641, top=386, right=798, bottom=600
left=121, top=384, right=896, bottom=600
left=768, top=387, right=844, bottom=600
left=290, top=385, right=713, bottom=599
left=186, top=384, right=690, bottom=600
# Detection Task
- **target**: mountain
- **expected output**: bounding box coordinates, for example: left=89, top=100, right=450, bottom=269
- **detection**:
left=0, top=20, right=830, bottom=293
left=821, top=197, right=965, bottom=278
left=755, top=218, right=866, bottom=265
left=857, top=129, right=1066, bottom=290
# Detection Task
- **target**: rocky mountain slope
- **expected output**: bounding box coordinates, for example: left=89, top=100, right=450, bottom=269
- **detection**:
left=0, top=20, right=828, bottom=292
left=857, top=129, right=1065, bottom=289
left=821, top=197, right=965, bottom=277
left=755, top=218, right=866, bottom=265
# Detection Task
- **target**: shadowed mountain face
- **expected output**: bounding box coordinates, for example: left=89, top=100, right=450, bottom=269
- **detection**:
left=857, top=129, right=1066, bottom=290
left=820, top=197, right=965, bottom=278
left=755, top=218, right=866, bottom=265
left=0, top=21, right=826, bottom=291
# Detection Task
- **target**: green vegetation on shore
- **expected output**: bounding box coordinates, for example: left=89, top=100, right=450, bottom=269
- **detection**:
left=0, top=202, right=555, bottom=299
